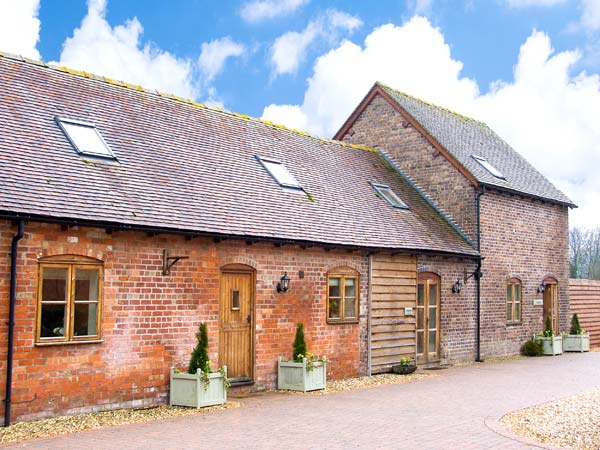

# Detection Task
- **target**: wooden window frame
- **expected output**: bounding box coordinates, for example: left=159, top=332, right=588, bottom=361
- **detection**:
left=326, top=273, right=359, bottom=324
left=506, top=278, right=522, bottom=324
left=36, top=256, right=104, bottom=345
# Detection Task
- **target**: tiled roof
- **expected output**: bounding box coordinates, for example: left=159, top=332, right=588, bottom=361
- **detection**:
left=377, top=83, right=575, bottom=207
left=0, top=53, right=477, bottom=256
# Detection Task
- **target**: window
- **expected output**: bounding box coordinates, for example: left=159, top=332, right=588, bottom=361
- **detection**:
left=327, top=273, right=359, bottom=323
left=37, top=256, right=103, bottom=343
left=506, top=278, right=522, bottom=323
left=472, top=155, right=505, bottom=179
left=55, top=117, right=116, bottom=159
left=371, top=183, right=408, bottom=209
left=257, top=156, right=301, bottom=189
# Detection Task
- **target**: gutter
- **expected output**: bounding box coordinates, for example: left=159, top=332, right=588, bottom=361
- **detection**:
left=4, top=219, right=24, bottom=427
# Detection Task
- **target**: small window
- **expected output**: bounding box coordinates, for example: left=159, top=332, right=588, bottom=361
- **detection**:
left=472, top=155, right=505, bottom=179
left=37, top=256, right=103, bottom=343
left=506, top=279, right=521, bottom=323
left=55, top=117, right=116, bottom=159
left=257, top=156, right=301, bottom=189
left=327, top=274, right=359, bottom=323
left=371, top=183, right=408, bottom=209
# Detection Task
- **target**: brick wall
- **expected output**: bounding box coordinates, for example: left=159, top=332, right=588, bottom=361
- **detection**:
left=341, top=93, right=478, bottom=241
left=0, top=220, right=368, bottom=422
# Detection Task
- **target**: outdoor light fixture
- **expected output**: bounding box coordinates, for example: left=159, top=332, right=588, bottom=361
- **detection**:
left=537, top=282, right=546, bottom=294
left=277, top=272, right=290, bottom=293
left=451, top=278, right=463, bottom=294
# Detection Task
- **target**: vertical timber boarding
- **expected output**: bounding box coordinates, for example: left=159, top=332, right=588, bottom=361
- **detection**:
left=369, top=254, right=417, bottom=373
left=569, top=279, right=600, bottom=348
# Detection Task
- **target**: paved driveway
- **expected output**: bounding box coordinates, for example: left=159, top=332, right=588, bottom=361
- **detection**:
left=5, top=352, right=600, bottom=450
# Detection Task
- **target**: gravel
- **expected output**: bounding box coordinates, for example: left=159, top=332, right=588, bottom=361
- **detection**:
left=501, top=389, right=600, bottom=450
left=0, top=402, right=241, bottom=444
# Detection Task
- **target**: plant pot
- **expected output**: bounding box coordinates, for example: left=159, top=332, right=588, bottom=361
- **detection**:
left=563, top=333, right=590, bottom=352
left=535, top=335, right=563, bottom=356
left=170, top=367, right=227, bottom=408
left=277, top=357, right=326, bottom=392
left=392, top=364, right=417, bottom=375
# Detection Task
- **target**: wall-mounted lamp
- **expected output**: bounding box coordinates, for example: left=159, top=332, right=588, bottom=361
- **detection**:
left=451, top=278, right=463, bottom=294
left=277, top=272, right=290, bottom=293
left=537, top=282, right=546, bottom=294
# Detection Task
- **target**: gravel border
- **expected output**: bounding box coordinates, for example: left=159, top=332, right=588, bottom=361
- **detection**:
left=0, top=402, right=241, bottom=444
left=501, top=389, right=600, bottom=450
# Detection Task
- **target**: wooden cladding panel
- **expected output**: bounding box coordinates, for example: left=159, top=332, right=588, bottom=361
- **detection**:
left=370, top=254, right=417, bottom=373
left=569, top=279, right=600, bottom=348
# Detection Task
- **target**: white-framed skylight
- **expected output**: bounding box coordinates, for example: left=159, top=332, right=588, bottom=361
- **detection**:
left=257, top=156, right=301, bottom=189
left=471, top=155, right=505, bottom=179
left=371, top=182, right=409, bottom=209
left=55, top=117, right=116, bottom=159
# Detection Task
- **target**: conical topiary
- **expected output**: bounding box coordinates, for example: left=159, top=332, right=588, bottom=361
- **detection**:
left=569, top=313, right=582, bottom=335
left=292, top=323, right=307, bottom=362
left=188, top=323, right=210, bottom=374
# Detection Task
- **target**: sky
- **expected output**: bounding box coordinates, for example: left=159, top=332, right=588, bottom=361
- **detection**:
left=0, top=0, right=598, bottom=229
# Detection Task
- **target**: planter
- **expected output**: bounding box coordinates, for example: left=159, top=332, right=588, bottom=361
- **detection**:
left=535, top=335, right=563, bottom=356
left=169, top=367, right=227, bottom=408
left=563, top=333, right=590, bottom=352
left=392, top=364, right=417, bottom=375
left=277, top=357, right=326, bottom=392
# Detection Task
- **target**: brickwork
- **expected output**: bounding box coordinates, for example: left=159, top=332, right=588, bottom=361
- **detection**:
left=341, top=93, right=479, bottom=241
left=0, top=220, right=368, bottom=422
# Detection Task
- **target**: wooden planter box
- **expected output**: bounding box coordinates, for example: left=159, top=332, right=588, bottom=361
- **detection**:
left=563, top=333, right=590, bottom=352
left=170, top=367, right=227, bottom=408
left=535, top=335, right=563, bottom=356
left=277, top=357, right=326, bottom=392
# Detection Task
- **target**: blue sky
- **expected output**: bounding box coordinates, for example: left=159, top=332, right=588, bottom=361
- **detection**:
left=0, top=0, right=599, bottom=228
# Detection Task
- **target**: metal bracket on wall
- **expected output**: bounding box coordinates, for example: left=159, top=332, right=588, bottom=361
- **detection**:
left=162, top=249, right=189, bottom=275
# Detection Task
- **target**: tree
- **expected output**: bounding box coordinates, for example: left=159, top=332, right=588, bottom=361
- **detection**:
left=569, top=227, right=600, bottom=280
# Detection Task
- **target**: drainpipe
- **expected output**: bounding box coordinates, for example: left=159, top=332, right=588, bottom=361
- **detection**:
left=475, top=189, right=484, bottom=363
left=367, top=254, right=373, bottom=376
left=4, top=220, right=24, bottom=427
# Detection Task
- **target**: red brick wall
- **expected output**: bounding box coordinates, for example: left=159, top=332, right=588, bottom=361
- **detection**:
left=340, top=93, right=479, bottom=241
left=0, top=220, right=368, bottom=422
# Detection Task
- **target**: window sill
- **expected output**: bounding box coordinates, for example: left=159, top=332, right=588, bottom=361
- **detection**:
left=327, top=320, right=359, bottom=325
left=506, top=321, right=522, bottom=327
left=35, top=339, right=104, bottom=347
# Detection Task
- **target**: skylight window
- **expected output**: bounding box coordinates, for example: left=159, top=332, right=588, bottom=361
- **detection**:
left=55, top=117, right=116, bottom=159
left=257, top=156, right=301, bottom=189
left=471, top=155, right=505, bottom=179
left=371, top=183, right=409, bottom=209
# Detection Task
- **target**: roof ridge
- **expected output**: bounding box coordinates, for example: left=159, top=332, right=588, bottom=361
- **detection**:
left=0, top=50, right=377, bottom=154
left=375, top=81, right=485, bottom=125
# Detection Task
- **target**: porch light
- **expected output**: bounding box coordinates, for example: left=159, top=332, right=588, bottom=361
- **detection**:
left=277, top=272, right=290, bottom=293
left=537, top=282, right=546, bottom=294
left=451, top=278, right=463, bottom=294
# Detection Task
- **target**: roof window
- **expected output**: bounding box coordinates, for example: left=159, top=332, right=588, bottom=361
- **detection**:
left=55, top=117, right=116, bottom=159
left=471, top=155, right=504, bottom=179
left=371, top=183, right=408, bottom=209
left=257, top=156, right=301, bottom=189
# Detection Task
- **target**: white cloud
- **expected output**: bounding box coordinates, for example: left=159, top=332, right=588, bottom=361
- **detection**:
left=52, top=0, right=198, bottom=99
left=198, top=37, right=245, bottom=82
left=505, top=0, right=567, bottom=7
left=239, top=0, right=309, bottom=23
left=408, top=0, right=434, bottom=15
left=261, top=17, right=600, bottom=228
left=580, top=0, right=600, bottom=31
left=270, top=10, right=362, bottom=77
left=0, top=0, right=41, bottom=59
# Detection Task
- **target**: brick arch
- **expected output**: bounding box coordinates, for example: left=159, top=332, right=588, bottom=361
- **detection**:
left=324, top=260, right=362, bottom=274
left=217, top=256, right=258, bottom=270
left=37, top=247, right=108, bottom=262
left=38, top=253, right=104, bottom=264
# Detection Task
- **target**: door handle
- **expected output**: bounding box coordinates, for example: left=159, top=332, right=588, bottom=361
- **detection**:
left=246, top=314, right=251, bottom=323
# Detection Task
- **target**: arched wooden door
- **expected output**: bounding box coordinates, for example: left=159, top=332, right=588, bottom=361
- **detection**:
left=219, top=265, right=255, bottom=383
left=542, top=278, right=558, bottom=333
left=417, top=273, right=441, bottom=364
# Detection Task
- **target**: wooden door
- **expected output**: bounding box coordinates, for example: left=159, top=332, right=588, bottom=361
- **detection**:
left=543, top=280, right=558, bottom=333
left=417, top=273, right=440, bottom=363
left=219, top=268, right=254, bottom=382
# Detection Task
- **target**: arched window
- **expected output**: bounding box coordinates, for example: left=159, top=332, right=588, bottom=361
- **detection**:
left=327, top=267, right=359, bottom=323
left=506, top=278, right=522, bottom=323
left=37, top=255, right=103, bottom=344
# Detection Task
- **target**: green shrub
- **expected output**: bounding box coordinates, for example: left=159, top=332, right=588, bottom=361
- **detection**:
left=521, top=339, right=543, bottom=356
left=542, top=315, right=554, bottom=337
left=188, top=323, right=210, bottom=374
left=569, top=313, right=582, bottom=335
left=292, top=323, right=307, bottom=362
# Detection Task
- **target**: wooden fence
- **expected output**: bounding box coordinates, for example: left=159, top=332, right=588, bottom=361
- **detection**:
left=569, top=279, right=600, bottom=347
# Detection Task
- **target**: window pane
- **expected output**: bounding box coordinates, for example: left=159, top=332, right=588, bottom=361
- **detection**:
left=74, top=303, right=98, bottom=336
left=379, top=187, right=408, bottom=208
left=507, top=303, right=512, bottom=321
left=344, top=297, right=356, bottom=319
left=417, top=284, right=424, bottom=306
left=417, top=307, right=424, bottom=330
left=42, top=267, right=68, bottom=302
left=515, top=284, right=521, bottom=302
left=429, top=284, right=437, bottom=306
left=60, top=121, right=113, bottom=158
left=261, top=159, right=300, bottom=188
left=506, top=285, right=512, bottom=303
left=231, top=290, right=240, bottom=310
left=75, top=268, right=99, bottom=301
left=40, top=304, right=66, bottom=338
left=428, top=330, right=437, bottom=353
left=515, top=301, right=521, bottom=321
left=328, top=298, right=340, bottom=319
left=417, top=331, right=424, bottom=354
left=429, top=306, right=437, bottom=328
left=344, top=278, right=356, bottom=298
left=328, top=278, right=340, bottom=297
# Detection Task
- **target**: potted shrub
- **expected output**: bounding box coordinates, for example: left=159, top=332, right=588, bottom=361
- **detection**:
left=520, top=338, right=543, bottom=357
left=392, top=357, right=417, bottom=375
left=563, top=313, right=590, bottom=352
left=277, top=323, right=326, bottom=392
left=534, top=316, right=563, bottom=356
left=170, top=323, right=228, bottom=408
